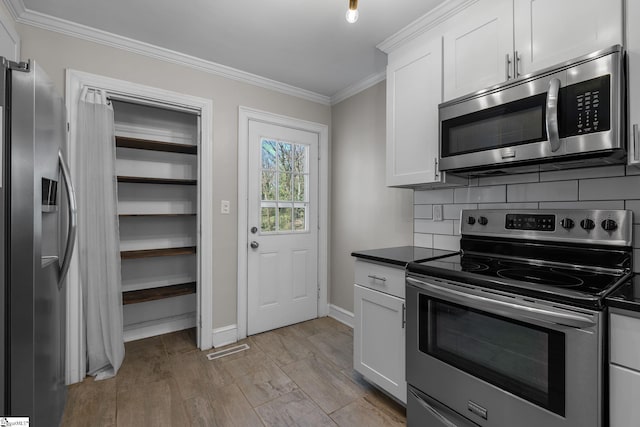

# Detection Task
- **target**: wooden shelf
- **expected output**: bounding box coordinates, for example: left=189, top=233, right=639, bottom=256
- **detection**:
left=117, top=176, right=197, bottom=185
left=116, top=136, right=197, bottom=155
left=122, top=282, right=196, bottom=305
left=121, top=246, right=196, bottom=259
left=119, top=213, right=196, bottom=217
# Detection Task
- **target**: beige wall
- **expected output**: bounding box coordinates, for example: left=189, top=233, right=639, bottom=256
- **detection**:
left=16, top=24, right=331, bottom=330
left=330, top=81, right=413, bottom=314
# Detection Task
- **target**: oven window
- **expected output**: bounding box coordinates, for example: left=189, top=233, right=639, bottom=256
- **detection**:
left=418, top=296, right=565, bottom=416
left=441, top=93, right=547, bottom=157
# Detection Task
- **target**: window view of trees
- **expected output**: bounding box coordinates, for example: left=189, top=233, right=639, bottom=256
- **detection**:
left=261, top=139, right=308, bottom=232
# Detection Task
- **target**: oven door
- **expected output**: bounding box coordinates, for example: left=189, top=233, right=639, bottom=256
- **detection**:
left=406, top=276, right=603, bottom=427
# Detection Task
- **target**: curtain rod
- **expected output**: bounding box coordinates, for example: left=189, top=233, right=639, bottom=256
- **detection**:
left=83, top=86, right=201, bottom=116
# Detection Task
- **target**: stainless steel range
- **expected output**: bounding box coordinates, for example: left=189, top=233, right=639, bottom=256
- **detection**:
left=406, top=209, right=633, bottom=427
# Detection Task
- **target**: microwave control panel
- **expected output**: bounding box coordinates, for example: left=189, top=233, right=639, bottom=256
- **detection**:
left=561, top=75, right=611, bottom=137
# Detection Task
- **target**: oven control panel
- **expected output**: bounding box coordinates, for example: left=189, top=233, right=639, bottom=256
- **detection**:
left=505, top=214, right=555, bottom=231
left=460, top=209, right=633, bottom=246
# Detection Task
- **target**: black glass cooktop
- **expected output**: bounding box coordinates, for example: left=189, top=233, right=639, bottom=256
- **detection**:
left=408, top=252, right=631, bottom=308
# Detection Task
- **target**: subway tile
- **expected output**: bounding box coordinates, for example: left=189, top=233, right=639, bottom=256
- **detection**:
left=414, top=233, right=433, bottom=248
left=414, top=219, right=454, bottom=235
left=443, top=204, right=477, bottom=220
left=453, top=220, right=461, bottom=236
left=625, top=200, right=640, bottom=223
left=635, top=250, right=640, bottom=273
left=414, top=189, right=454, bottom=204
left=454, top=185, right=505, bottom=204
left=467, top=178, right=479, bottom=187
left=508, top=181, right=578, bottom=202
left=539, top=200, right=625, bottom=210
left=414, top=205, right=433, bottom=219
left=478, top=172, right=539, bottom=186
left=579, top=176, right=640, bottom=200
left=433, top=235, right=461, bottom=251
left=477, top=202, right=539, bottom=210
left=540, top=165, right=625, bottom=182
left=634, top=225, right=640, bottom=248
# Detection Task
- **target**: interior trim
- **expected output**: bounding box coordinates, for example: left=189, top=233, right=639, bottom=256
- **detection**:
left=4, top=0, right=332, bottom=105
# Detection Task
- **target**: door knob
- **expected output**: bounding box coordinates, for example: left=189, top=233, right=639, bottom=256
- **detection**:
left=250, top=226, right=258, bottom=234
left=250, top=241, right=259, bottom=249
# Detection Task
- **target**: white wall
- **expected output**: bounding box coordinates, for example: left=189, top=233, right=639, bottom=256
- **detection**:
left=330, top=81, right=414, bottom=313
left=16, top=24, right=331, bottom=330
left=415, top=166, right=640, bottom=271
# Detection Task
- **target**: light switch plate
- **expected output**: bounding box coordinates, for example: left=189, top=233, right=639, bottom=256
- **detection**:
left=221, top=200, right=230, bottom=214
left=433, top=205, right=443, bottom=221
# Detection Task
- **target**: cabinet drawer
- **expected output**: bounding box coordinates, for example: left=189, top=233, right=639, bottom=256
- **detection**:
left=354, top=259, right=405, bottom=299
left=610, top=313, right=640, bottom=371
left=610, top=364, right=640, bottom=427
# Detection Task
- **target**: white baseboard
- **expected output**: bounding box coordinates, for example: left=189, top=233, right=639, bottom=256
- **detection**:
left=212, top=324, right=238, bottom=348
left=123, top=312, right=196, bottom=342
left=329, top=304, right=354, bottom=329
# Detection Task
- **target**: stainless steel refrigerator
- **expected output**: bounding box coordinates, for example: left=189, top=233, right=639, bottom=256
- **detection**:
left=0, top=58, right=76, bottom=426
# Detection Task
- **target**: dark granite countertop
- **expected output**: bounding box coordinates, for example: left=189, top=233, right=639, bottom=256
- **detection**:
left=606, top=274, right=640, bottom=312
left=351, top=246, right=458, bottom=267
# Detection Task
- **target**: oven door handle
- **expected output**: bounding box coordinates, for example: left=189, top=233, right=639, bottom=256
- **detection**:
left=546, top=78, right=561, bottom=153
left=409, top=388, right=458, bottom=427
left=407, top=277, right=596, bottom=328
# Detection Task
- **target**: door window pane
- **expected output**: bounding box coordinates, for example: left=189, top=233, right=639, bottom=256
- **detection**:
left=261, top=171, right=276, bottom=201
left=278, top=142, right=292, bottom=172
left=278, top=207, right=292, bottom=231
left=279, top=172, right=292, bottom=201
left=262, top=139, right=277, bottom=170
left=294, top=207, right=306, bottom=231
left=261, top=207, right=276, bottom=232
left=293, top=174, right=306, bottom=202
left=293, top=144, right=308, bottom=173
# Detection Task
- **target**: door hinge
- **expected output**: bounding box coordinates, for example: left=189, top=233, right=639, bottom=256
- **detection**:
left=317, top=285, right=320, bottom=299
left=67, top=122, right=70, bottom=132
left=402, top=303, right=406, bottom=329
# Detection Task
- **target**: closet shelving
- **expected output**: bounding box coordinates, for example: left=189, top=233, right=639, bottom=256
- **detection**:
left=114, top=100, right=199, bottom=341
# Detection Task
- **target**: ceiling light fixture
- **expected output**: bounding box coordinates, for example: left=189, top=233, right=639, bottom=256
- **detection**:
left=346, top=0, right=359, bottom=23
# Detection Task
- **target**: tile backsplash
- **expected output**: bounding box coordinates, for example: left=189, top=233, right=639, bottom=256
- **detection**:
left=414, top=165, right=640, bottom=272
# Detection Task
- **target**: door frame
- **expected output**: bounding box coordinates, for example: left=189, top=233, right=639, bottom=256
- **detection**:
left=65, top=69, right=214, bottom=384
left=237, top=106, right=329, bottom=340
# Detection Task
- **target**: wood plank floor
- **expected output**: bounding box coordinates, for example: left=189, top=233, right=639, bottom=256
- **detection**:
left=61, top=317, right=406, bottom=426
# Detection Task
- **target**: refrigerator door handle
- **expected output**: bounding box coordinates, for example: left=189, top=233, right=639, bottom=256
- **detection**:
left=58, top=150, right=77, bottom=288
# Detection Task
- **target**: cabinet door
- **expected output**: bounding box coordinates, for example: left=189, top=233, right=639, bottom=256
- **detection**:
left=442, top=0, right=514, bottom=101
left=386, top=35, right=442, bottom=187
left=627, top=0, right=640, bottom=166
left=514, top=0, right=623, bottom=77
left=610, top=364, right=640, bottom=427
left=353, top=284, right=406, bottom=403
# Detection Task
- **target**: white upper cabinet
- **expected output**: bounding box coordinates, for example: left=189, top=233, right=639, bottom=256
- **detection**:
left=443, top=0, right=513, bottom=101
left=386, top=34, right=444, bottom=187
left=514, top=0, right=623, bottom=76
left=0, top=7, right=19, bottom=62
left=627, top=0, right=640, bottom=166
left=442, top=0, right=623, bottom=101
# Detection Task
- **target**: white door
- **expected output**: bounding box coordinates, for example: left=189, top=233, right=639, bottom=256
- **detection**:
left=514, top=0, right=622, bottom=76
left=442, top=0, right=514, bottom=101
left=386, top=34, right=443, bottom=187
left=247, top=120, right=318, bottom=335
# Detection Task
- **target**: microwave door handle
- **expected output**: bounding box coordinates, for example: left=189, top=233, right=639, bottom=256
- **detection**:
left=407, top=277, right=595, bottom=329
left=546, top=78, right=561, bottom=152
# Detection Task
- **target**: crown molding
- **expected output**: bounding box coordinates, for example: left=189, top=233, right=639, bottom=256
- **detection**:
left=4, top=0, right=332, bottom=105
left=377, top=0, right=477, bottom=54
left=330, top=70, right=386, bottom=105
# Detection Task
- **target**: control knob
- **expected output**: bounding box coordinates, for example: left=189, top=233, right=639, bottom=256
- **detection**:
left=580, top=218, right=595, bottom=230
left=467, top=216, right=476, bottom=225
left=478, top=216, right=488, bottom=226
left=560, top=218, right=574, bottom=230
left=601, top=219, right=618, bottom=232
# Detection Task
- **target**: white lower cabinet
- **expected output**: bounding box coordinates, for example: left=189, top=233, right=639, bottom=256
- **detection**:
left=609, top=309, right=640, bottom=426
left=353, top=260, right=406, bottom=404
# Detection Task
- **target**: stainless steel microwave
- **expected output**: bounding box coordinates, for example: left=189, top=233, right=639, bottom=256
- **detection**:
left=438, top=45, right=625, bottom=176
